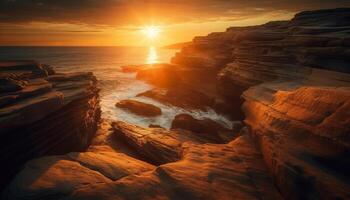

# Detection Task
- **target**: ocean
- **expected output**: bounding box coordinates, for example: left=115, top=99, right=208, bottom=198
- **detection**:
left=0, top=46, right=232, bottom=128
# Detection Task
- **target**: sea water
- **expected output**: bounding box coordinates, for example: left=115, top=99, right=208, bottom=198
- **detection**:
left=0, top=46, right=232, bottom=128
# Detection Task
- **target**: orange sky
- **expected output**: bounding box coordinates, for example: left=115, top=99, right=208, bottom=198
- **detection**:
left=0, top=0, right=349, bottom=46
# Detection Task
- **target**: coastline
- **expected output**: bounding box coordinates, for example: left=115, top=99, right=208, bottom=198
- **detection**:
left=1, top=8, right=350, bottom=200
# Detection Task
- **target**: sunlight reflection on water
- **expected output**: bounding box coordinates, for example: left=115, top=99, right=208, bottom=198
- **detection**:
left=146, top=46, right=159, bottom=64
left=0, top=46, right=234, bottom=129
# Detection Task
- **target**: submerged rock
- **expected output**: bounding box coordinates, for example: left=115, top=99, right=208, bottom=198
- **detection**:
left=116, top=99, right=162, bottom=117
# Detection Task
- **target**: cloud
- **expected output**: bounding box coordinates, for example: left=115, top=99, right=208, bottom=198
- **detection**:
left=0, top=0, right=349, bottom=26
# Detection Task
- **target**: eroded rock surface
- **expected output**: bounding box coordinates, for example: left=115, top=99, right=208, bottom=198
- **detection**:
left=128, top=8, right=350, bottom=199
left=4, top=8, right=350, bottom=200
left=4, top=145, right=155, bottom=200
left=171, top=113, right=240, bottom=143
left=242, top=83, right=350, bottom=199
left=0, top=61, right=100, bottom=190
left=137, top=88, right=213, bottom=111
left=5, top=121, right=281, bottom=200
left=116, top=99, right=162, bottom=117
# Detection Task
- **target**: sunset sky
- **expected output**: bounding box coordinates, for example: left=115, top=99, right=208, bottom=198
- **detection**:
left=1, top=0, right=349, bottom=46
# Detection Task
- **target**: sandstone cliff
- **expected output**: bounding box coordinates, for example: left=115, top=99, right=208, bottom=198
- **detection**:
left=171, top=7, right=350, bottom=199
left=3, top=8, right=350, bottom=200
left=0, top=61, right=101, bottom=190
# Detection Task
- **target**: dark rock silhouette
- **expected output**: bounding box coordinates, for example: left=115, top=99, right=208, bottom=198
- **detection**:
left=0, top=61, right=100, bottom=190
left=116, top=99, right=162, bottom=117
left=171, top=113, right=240, bottom=143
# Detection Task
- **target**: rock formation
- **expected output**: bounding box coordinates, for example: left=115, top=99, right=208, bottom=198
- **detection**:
left=170, top=7, right=350, bottom=199
left=116, top=99, right=162, bottom=117
left=0, top=61, right=100, bottom=190
left=3, top=8, right=350, bottom=200
left=137, top=88, right=213, bottom=111
left=4, top=121, right=281, bottom=200
left=171, top=113, right=240, bottom=143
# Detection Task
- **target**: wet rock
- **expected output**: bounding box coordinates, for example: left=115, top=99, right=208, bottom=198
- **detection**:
left=136, top=63, right=182, bottom=87
left=0, top=78, right=25, bottom=93
left=116, top=99, right=162, bottom=117
left=137, top=88, right=213, bottom=111
left=0, top=61, right=48, bottom=78
left=148, top=124, right=164, bottom=128
left=41, top=64, right=55, bottom=75
left=171, top=114, right=239, bottom=143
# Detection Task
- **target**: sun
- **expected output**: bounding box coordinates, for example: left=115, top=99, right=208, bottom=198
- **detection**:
left=141, top=26, right=161, bottom=40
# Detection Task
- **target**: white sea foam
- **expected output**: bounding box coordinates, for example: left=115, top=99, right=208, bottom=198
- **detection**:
left=0, top=46, right=234, bottom=129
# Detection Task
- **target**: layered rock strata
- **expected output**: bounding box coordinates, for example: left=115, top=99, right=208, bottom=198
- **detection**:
left=3, top=8, right=350, bottom=200
left=116, top=99, right=162, bottom=117
left=5, top=121, right=281, bottom=200
left=0, top=61, right=100, bottom=190
left=170, top=8, right=350, bottom=199
left=123, top=8, right=350, bottom=199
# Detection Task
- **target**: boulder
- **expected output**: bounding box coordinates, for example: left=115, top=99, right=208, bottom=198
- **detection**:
left=115, top=100, right=161, bottom=117
left=136, top=63, right=182, bottom=87
left=111, top=121, right=184, bottom=165
left=171, top=114, right=239, bottom=143
left=137, top=88, right=213, bottom=111
left=0, top=78, right=25, bottom=93
left=6, top=123, right=281, bottom=200
left=148, top=124, right=164, bottom=128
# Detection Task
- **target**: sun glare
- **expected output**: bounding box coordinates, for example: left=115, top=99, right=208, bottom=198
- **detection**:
left=142, top=26, right=161, bottom=40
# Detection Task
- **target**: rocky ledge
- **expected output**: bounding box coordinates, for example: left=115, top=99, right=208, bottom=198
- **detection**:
left=0, top=61, right=100, bottom=190
left=3, top=8, right=350, bottom=200
left=120, top=8, right=350, bottom=199
left=4, top=121, right=280, bottom=200
left=116, top=99, right=162, bottom=117
left=172, top=8, right=350, bottom=199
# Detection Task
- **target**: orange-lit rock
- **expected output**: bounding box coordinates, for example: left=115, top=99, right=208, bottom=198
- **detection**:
left=116, top=99, right=162, bottom=117
left=4, top=8, right=350, bottom=200
left=66, top=135, right=281, bottom=200
left=136, top=63, right=182, bottom=87
left=137, top=88, right=213, bottom=111
left=6, top=121, right=281, bottom=200
left=0, top=61, right=100, bottom=190
left=242, top=83, right=350, bottom=199
left=171, top=113, right=240, bottom=143
left=4, top=145, right=155, bottom=200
